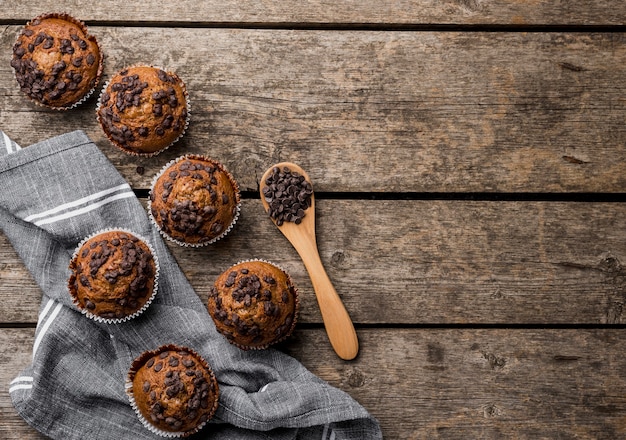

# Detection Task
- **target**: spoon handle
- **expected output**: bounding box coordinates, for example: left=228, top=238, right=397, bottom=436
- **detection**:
left=296, top=238, right=359, bottom=360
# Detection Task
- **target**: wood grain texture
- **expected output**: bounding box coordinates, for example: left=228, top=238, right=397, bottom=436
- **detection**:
left=1, top=4, right=625, bottom=439
left=2, top=199, right=625, bottom=325
left=1, top=27, right=624, bottom=193
left=1, top=1, right=624, bottom=25
left=3, top=327, right=626, bottom=439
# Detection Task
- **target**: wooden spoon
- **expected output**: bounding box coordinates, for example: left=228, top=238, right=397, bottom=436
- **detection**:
left=260, top=162, right=359, bottom=360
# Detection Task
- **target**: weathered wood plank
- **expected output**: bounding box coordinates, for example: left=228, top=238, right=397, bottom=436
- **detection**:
left=1, top=28, right=624, bottom=193
left=1, top=1, right=624, bottom=25
left=3, top=327, right=626, bottom=439
left=2, top=200, right=625, bottom=325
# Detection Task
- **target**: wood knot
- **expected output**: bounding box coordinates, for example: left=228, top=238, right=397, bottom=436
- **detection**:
left=331, top=251, right=347, bottom=267
left=482, top=352, right=506, bottom=369
left=482, top=403, right=503, bottom=418
left=427, top=343, right=445, bottom=364
left=345, top=367, right=366, bottom=388
left=598, top=252, right=623, bottom=274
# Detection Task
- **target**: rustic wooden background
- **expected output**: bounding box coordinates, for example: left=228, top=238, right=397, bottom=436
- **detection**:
left=1, top=1, right=625, bottom=439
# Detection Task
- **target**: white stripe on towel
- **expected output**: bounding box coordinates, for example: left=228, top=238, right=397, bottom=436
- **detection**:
left=24, top=183, right=132, bottom=223
left=9, top=376, right=34, bottom=394
left=33, top=191, right=135, bottom=226
left=3, top=131, right=13, bottom=154
left=10, top=376, right=34, bottom=385
left=32, top=302, right=63, bottom=360
left=9, top=383, right=33, bottom=393
left=38, top=298, right=55, bottom=323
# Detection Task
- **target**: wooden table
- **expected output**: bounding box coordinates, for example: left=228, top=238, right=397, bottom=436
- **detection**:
left=1, top=2, right=625, bottom=438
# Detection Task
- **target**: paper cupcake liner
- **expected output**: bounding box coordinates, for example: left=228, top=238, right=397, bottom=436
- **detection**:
left=148, top=154, right=241, bottom=247
left=68, top=228, right=160, bottom=324
left=96, top=65, right=191, bottom=157
left=126, top=344, right=219, bottom=438
left=210, top=258, right=300, bottom=351
left=11, top=12, right=104, bottom=111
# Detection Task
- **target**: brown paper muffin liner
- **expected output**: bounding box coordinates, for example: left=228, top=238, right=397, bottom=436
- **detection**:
left=95, top=65, right=191, bottom=157
left=211, top=258, right=300, bottom=351
left=148, top=154, right=241, bottom=247
left=11, top=12, right=104, bottom=111
left=68, top=228, right=160, bottom=324
left=125, top=344, right=219, bottom=438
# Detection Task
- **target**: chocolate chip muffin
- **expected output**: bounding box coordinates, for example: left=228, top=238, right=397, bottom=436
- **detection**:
left=68, top=230, right=158, bottom=323
left=208, top=260, right=299, bottom=350
left=149, top=155, right=240, bottom=246
left=127, top=345, right=219, bottom=437
left=11, top=12, right=103, bottom=109
left=97, top=65, right=189, bottom=156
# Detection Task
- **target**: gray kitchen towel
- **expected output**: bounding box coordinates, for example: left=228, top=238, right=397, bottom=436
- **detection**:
left=0, top=130, right=382, bottom=440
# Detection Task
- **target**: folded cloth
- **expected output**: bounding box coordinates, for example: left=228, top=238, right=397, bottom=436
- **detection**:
left=0, top=130, right=382, bottom=440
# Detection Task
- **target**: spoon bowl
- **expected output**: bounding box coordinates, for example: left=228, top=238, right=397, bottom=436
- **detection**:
left=260, top=162, right=359, bottom=360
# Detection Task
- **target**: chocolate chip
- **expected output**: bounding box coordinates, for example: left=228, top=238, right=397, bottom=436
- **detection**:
left=13, top=46, right=25, bottom=58
left=264, top=301, right=278, bottom=316
left=162, top=114, right=174, bottom=128
left=157, top=69, right=170, bottom=83
left=154, top=362, right=163, bottom=372
left=79, top=275, right=90, bottom=287
left=34, top=33, right=45, bottom=46
left=165, top=416, right=178, bottom=425
left=143, top=381, right=151, bottom=392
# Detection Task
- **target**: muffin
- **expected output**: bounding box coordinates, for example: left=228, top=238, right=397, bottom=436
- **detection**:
left=208, top=260, right=299, bottom=349
left=11, top=12, right=103, bottom=110
left=68, top=230, right=159, bottom=323
left=149, top=155, right=240, bottom=246
left=97, top=65, right=189, bottom=156
left=127, top=345, right=219, bottom=437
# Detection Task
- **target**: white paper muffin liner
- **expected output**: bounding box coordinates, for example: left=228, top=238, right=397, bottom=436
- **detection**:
left=148, top=154, right=241, bottom=247
left=96, top=65, right=191, bottom=157
left=209, top=258, right=300, bottom=350
left=68, top=228, right=160, bottom=324
left=11, top=12, right=104, bottom=111
left=125, top=344, right=219, bottom=438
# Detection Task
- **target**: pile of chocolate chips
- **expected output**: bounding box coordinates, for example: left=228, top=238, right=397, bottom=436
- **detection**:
left=262, top=166, right=313, bottom=226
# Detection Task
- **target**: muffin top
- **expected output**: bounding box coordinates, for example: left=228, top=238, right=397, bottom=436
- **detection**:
left=149, top=156, right=240, bottom=246
left=208, top=260, right=298, bottom=349
left=68, top=230, right=158, bottom=322
left=97, top=65, right=189, bottom=156
left=11, top=13, right=103, bottom=109
left=128, top=345, right=219, bottom=437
